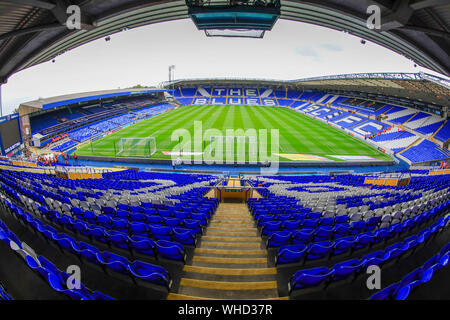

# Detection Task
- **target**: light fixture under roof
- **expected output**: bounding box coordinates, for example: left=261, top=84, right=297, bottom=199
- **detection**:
left=186, top=0, right=280, bottom=39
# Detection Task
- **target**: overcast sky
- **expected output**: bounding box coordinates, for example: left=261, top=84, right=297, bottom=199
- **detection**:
left=1, top=18, right=444, bottom=115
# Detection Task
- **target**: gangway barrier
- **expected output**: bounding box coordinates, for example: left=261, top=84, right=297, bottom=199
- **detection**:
left=364, top=172, right=411, bottom=186
left=429, top=168, right=450, bottom=175
left=54, top=166, right=119, bottom=180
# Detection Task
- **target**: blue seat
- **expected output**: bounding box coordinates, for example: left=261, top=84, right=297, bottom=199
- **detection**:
left=373, top=227, right=389, bottom=244
left=174, top=211, right=189, bottom=219
left=163, top=217, right=182, bottom=227
left=88, top=226, right=109, bottom=245
left=37, top=256, right=60, bottom=275
left=190, top=213, right=208, bottom=226
left=130, top=213, right=146, bottom=223
left=319, top=217, right=334, bottom=227
left=55, top=234, right=80, bottom=255
left=440, top=243, right=450, bottom=256
left=369, top=283, right=400, bottom=300
left=423, top=255, right=440, bottom=271
left=276, top=214, right=291, bottom=221
left=330, top=259, right=361, bottom=282
left=183, top=219, right=202, bottom=234
left=332, top=236, right=354, bottom=257
left=141, top=202, right=153, bottom=209
left=112, top=218, right=129, bottom=233
left=306, top=241, right=332, bottom=261
left=129, top=260, right=170, bottom=289
left=366, top=216, right=381, bottom=231
left=47, top=272, right=88, bottom=300
left=146, top=215, right=163, bottom=224
left=276, top=244, right=307, bottom=265
left=313, top=226, right=333, bottom=242
left=101, top=206, right=115, bottom=215
left=158, top=209, right=172, bottom=218
left=334, top=223, right=350, bottom=238
left=115, top=209, right=129, bottom=219
left=173, top=228, right=197, bottom=246
left=96, top=251, right=130, bottom=275
left=267, top=231, right=291, bottom=248
left=388, top=223, right=402, bottom=238
left=149, top=225, right=172, bottom=241
left=307, top=212, right=322, bottom=220
left=96, top=215, right=112, bottom=228
left=360, top=250, right=389, bottom=270
left=117, top=204, right=130, bottom=212
left=83, top=211, right=97, bottom=224
left=335, top=215, right=349, bottom=224
left=350, top=220, right=366, bottom=235
left=130, top=235, right=157, bottom=258
left=108, top=230, right=130, bottom=251
left=261, top=221, right=282, bottom=237
left=26, top=255, right=51, bottom=279
left=394, top=284, right=411, bottom=300
left=302, top=218, right=319, bottom=229
left=130, top=222, right=149, bottom=237
left=282, top=220, right=301, bottom=231
left=156, top=240, right=185, bottom=262
left=256, top=215, right=273, bottom=225
left=289, top=267, right=332, bottom=293
left=353, top=232, right=374, bottom=251
left=398, top=267, right=427, bottom=291
left=77, top=241, right=101, bottom=264
left=129, top=206, right=143, bottom=213
left=292, top=229, right=314, bottom=245
left=60, top=215, right=75, bottom=231
left=429, top=253, right=449, bottom=272
left=385, top=243, right=408, bottom=261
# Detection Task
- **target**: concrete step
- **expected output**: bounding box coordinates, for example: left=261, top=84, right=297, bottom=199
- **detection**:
left=183, top=265, right=276, bottom=276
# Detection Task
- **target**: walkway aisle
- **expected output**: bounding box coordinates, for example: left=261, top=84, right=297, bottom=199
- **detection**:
left=167, top=203, right=288, bottom=300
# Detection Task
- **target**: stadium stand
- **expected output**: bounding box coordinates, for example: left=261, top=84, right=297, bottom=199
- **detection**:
left=400, top=140, right=449, bottom=163
left=0, top=210, right=116, bottom=299
left=369, top=244, right=449, bottom=300
left=0, top=163, right=448, bottom=300
left=245, top=173, right=449, bottom=299
left=68, top=128, right=98, bottom=142
left=0, top=168, right=221, bottom=299
left=434, top=121, right=450, bottom=143
left=405, top=114, right=445, bottom=135
left=51, top=140, right=78, bottom=152
left=170, top=87, right=448, bottom=164
left=31, top=97, right=161, bottom=139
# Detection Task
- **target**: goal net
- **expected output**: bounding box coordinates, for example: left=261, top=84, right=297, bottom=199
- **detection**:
left=209, top=135, right=257, bottom=161
left=115, top=137, right=156, bottom=157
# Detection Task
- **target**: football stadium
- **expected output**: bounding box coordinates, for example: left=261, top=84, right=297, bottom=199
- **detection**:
left=0, top=0, right=449, bottom=306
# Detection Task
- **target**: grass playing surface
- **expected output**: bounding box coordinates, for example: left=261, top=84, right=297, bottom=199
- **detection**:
left=76, top=105, right=391, bottom=162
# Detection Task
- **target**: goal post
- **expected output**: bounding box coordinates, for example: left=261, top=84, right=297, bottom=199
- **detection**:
left=115, top=137, right=156, bottom=157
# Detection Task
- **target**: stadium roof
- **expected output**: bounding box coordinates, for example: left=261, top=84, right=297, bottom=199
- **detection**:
left=161, top=72, right=450, bottom=107
left=18, top=87, right=166, bottom=115
left=0, top=0, right=449, bottom=85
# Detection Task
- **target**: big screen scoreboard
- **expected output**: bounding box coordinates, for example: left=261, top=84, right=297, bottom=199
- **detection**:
left=0, top=113, right=22, bottom=156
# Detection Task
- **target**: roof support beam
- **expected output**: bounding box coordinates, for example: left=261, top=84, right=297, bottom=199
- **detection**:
left=0, top=23, right=65, bottom=42
left=403, top=25, right=450, bottom=39
left=409, top=0, right=450, bottom=10
left=1, top=0, right=55, bottom=10
left=380, top=0, right=414, bottom=31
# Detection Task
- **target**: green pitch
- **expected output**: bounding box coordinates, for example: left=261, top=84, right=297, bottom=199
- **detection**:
left=76, top=105, right=392, bottom=162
